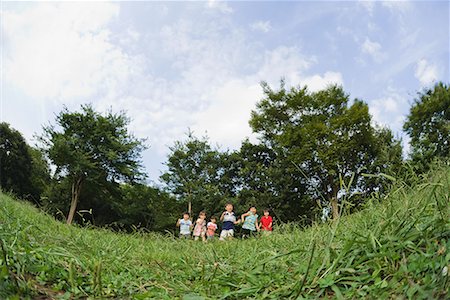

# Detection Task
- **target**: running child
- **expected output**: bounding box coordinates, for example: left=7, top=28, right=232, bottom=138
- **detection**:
left=193, top=211, right=207, bottom=241
left=241, top=206, right=259, bottom=238
left=259, top=209, right=273, bottom=234
left=176, top=212, right=193, bottom=239
left=219, top=203, right=240, bottom=240
left=206, top=216, right=218, bottom=240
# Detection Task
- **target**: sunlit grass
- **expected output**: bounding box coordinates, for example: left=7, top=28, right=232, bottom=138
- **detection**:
left=1, top=165, right=449, bottom=299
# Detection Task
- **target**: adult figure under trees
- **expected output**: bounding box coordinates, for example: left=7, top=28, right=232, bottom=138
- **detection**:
left=39, top=104, right=146, bottom=225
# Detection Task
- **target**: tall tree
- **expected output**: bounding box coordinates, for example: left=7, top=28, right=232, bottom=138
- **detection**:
left=250, top=82, right=399, bottom=219
left=27, top=146, right=51, bottom=204
left=39, top=104, right=146, bottom=224
left=0, top=122, right=33, bottom=199
left=403, top=82, right=450, bottom=172
left=161, top=133, right=234, bottom=217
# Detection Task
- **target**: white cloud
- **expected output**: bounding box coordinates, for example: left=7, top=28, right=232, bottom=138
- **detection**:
left=301, top=72, right=344, bottom=92
left=192, top=80, right=262, bottom=149
left=414, top=59, right=438, bottom=86
left=250, top=20, right=272, bottom=33
left=358, top=0, right=376, bottom=16
left=2, top=2, right=132, bottom=102
left=361, top=37, right=387, bottom=63
left=369, top=88, right=408, bottom=133
left=382, top=1, right=412, bottom=14
left=3, top=2, right=347, bottom=180
left=206, top=0, right=233, bottom=14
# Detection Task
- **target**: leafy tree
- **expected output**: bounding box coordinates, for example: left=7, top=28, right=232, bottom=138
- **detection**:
left=39, top=104, right=146, bottom=224
left=112, top=183, right=181, bottom=232
left=0, top=122, right=33, bottom=199
left=161, top=133, right=236, bottom=217
left=250, top=82, right=400, bottom=220
left=403, top=82, right=450, bottom=172
left=27, top=146, right=51, bottom=204
left=236, top=140, right=307, bottom=222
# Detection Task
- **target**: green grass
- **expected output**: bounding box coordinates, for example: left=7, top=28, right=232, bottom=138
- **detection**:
left=1, top=166, right=449, bottom=299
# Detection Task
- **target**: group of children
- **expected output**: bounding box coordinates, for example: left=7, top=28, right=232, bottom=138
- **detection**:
left=176, top=203, right=273, bottom=241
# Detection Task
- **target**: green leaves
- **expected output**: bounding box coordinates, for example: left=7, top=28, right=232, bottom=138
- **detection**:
left=404, top=82, right=450, bottom=173
left=39, top=104, right=147, bottom=224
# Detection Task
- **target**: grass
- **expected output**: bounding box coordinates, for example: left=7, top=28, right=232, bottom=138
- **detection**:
left=1, top=166, right=449, bottom=299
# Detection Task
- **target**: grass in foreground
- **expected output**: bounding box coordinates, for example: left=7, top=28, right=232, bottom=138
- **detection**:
left=0, top=166, right=449, bottom=299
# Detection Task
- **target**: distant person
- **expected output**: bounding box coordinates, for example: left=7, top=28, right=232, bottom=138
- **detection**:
left=206, top=216, right=218, bottom=241
left=259, top=209, right=273, bottom=234
left=219, top=203, right=240, bottom=240
left=176, top=212, right=193, bottom=239
left=241, top=206, right=259, bottom=238
left=193, top=211, right=207, bottom=241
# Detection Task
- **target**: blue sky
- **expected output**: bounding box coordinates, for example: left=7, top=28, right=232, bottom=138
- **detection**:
left=1, top=1, right=449, bottom=183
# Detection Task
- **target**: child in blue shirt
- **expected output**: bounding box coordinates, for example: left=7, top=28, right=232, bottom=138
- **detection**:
left=219, top=203, right=240, bottom=240
left=241, top=206, right=259, bottom=238
left=176, top=212, right=193, bottom=239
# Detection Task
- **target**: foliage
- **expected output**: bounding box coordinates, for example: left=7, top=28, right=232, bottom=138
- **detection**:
left=161, top=132, right=235, bottom=217
left=0, top=122, right=32, bottom=199
left=38, top=104, right=147, bottom=224
left=404, top=82, right=450, bottom=172
left=0, top=165, right=448, bottom=299
left=110, top=183, right=182, bottom=232
left=249, top=82, right=403, bottom=219
left=27, top=146, right=51, bottom=205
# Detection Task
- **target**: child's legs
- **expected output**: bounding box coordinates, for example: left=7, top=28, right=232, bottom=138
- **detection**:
left=219, top=229, right=234, bottom=240
left=179, top=233, right=190, bottom=239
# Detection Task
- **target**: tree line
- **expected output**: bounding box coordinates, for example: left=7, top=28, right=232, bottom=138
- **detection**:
left=1, top=82, right=448, bottom=231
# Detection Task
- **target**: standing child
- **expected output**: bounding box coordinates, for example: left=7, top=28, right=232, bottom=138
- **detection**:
left=219, top=203, right=240, bottom=240
left=176, top=212, right=193, bottom=239
left=206, top=216, right=218, bottom=240
left=259, top=209, right=273, bottom=234
left=241, top=206, right=259, bottom=238
left=193, top=211, right=207, bottom=241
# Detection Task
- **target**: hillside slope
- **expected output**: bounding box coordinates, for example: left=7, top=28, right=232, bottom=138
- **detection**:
left=1, top=166, right=449, bottom=299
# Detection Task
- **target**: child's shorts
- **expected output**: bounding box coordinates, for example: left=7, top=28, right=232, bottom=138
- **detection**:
left=219, top=229, right=234, bottom=240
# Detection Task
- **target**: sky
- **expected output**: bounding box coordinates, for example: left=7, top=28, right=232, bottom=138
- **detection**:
left=1, top=1, right=449, bottom=183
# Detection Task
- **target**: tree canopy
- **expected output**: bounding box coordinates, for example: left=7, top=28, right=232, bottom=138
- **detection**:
left=39, top=104, right=147, bottom=224
left=0, top=122, right=33, bottom=199
left=249, top=82, right=402, bottom=219
left=404, top=82, right=450, bottom=172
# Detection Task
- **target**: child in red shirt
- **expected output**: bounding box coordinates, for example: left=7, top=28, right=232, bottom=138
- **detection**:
left=259, top=209, right=273, bottom=234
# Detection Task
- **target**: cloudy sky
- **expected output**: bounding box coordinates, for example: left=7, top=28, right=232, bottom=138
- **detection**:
left=1, top=1, right=449, bottom=182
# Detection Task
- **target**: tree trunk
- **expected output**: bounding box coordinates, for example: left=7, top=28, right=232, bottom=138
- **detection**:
left=330, top=184, right=339, bottom=220
left=67, top=176, right=83, bottom=225
left=331, top=197, right=339, bottom=220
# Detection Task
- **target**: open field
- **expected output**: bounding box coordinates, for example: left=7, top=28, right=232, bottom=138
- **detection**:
left=1, top=166, right=449, bottom=299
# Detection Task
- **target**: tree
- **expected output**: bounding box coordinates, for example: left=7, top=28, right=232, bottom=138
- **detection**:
left=250, top=82, right=400, bottom=220
left=161, top=133, right=227, bottom=216
left=39, top=104, right=146, bottom=224
left=0, top=122, right=33, bottom=199
left=403, top=82, right=450, bottom=172
left=27, top=146, right=51, bottom=204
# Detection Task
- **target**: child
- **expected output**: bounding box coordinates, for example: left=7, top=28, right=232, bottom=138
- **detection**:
left=206, top=216, right=218, bottom=240
left=219, top=203, right=240, bottom=240
left=176, top=212, right=193, bottom=239
left=241, top=206, right=259, bottom=238
left=193, top=211, right=207, bottom=241
left=259, top=209, right=273, bottom=234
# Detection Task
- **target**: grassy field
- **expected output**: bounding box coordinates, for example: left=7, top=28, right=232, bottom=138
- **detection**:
left=1, top=166, right=449, bottom=299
